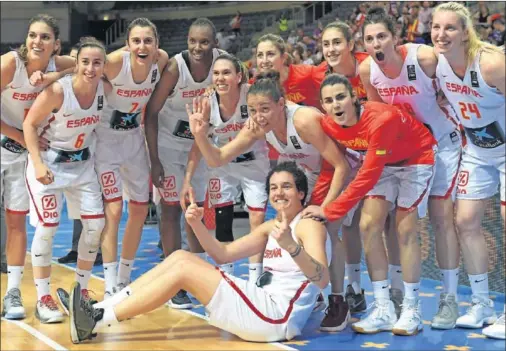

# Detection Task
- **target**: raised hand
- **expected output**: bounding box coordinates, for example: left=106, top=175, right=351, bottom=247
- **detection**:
left=186, top=96, right=210, bottom=138
left=270, top=209, right=296, bottom=250
left=184, top=187, right=204, bottom=224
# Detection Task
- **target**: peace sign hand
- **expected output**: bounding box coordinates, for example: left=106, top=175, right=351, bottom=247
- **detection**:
left=186, top=96, right=210, bottom=138
left=184, top=187, right=204, bottom=225
left=270, top=209, right=296, bottom=251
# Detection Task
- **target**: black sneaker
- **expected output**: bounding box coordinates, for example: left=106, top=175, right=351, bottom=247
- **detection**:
left=93, top=253, right=103, bottom=266
left=345, top=284, right=367, bottom=314
left=320, top=295, right=351, bottom=332
left=58, top=251, right=78, bottom=264
left=69, top=282, right=103, bottom=344
left=58, top=287, right=97, bottom=316
left=167, top=290, right=193, bottom=309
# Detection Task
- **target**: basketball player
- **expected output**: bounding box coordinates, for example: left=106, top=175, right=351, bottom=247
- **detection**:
left=144, top=18, right=222, bottom=308
left=432, top=2, right=505, bottom=339
left=359, top=7, right=463, bottom=329
left=94, top=18, right=169, bottom=298
left=181, top=53, right=269, bottom=276
left=23, top=37, right=111, bottom=323
left=1, top=14, right=76, bottom=320
left=305, top=73, right=437, bottom=336
left=69, top=162, right=331, bottom=344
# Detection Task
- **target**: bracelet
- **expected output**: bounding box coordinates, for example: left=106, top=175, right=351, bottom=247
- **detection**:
left=289, top=244, right=302, bottom=258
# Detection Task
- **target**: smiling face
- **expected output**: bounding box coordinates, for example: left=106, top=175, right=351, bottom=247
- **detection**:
left=26, top=21, right=59, bottom=63
left=322, top=27, right=354, bottom=71
left=76, top=47, right=105, bottom=84
left=127, top=25, right=158, bottom=66
left=187, top=25, right=216, bottom=63
left=247, top=93, right=284, bottom=131
left=212, top=58, right=242, bottom=96
left=363, top=22, right=397, bottom=66
left=321, top=83, right=358, bottom=127
left=431, top=10, right=469, bottom=58
left=256, top=40, right=286, bottom=73
left=268, top=171, right=305, bottom=211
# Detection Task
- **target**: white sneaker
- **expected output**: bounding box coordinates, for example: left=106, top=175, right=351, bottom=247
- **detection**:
left=456, top=295, right=497, bottom=328
left=482, top=312, right=505, bottom=339
left=35, top=295, right=64, bottom=324
left=352, top=299, right=397, bottom=334
left=392, top=297, right=423, bottom=336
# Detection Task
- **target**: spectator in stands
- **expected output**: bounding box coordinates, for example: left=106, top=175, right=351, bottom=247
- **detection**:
left=489, top=14, right=505, bottom=46
left=292, top=44, right=304, bottom=65
left=296, top=27, right=305, bottom=43
left=287, top=30, right=298, bottom=46
left=302, top=46, right=314, bottom=65
left=313, top=20, right=324, bottom=41
left=355, top=3, right=368, bottom=29
left=418, top=1, right=433, bottom=44
left=230, top=11, right=242, bottom=36
left=406, top=4, right=423, bottom=43
left=473, top=2, right=491, bottom=26
left=216, top=27, right=236, bottom=52
left=312, top=38, right=323, bottom=65
left=302, top=35, right=316, bottom=54
left=278, top=12, right=288, bottom=34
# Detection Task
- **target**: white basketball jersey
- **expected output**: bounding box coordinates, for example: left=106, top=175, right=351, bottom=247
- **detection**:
left=99, top=52, right=160, bottom=133
left=370, top=44, right=458, bottom=141
left=265, top=104, right=322, bottom=175
left=437, top=51, right=505, bottom=156
left=41, top=75, right=104, bottom=151
left=209, top=84, right=268, bottom=161
left=158, top=48, right=221, bottom=151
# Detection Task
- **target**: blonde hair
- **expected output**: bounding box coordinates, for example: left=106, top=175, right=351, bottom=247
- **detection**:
left=433, top=2, right=503, bottom=65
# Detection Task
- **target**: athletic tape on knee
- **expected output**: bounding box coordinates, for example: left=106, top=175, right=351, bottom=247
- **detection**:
left=215, top=204, right=234, bottom=242
left=31, top=225, right=58, bottom=267
left=78, top=217, right=105, bottom=262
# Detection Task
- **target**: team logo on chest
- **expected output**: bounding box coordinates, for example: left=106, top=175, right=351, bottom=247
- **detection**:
left=290, top=136, right=302, bottom=150
left=151, top=68, right=158, bottom=83
left=98, top=95, right=103, bottom=110
left=470, top=71, right=479, bottom=88
left=240, top=105, right=248, bottom=119
left=407, top=65, right=416, bottom=81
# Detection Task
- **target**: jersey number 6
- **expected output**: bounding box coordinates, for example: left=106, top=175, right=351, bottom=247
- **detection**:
left=74, top=133, right=85, bottom=149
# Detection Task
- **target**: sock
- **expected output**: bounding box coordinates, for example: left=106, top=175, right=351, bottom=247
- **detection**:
left=94, top=306, right=119, bottom=332
left=248, top=263, right=262, bottom=282
left=103, top=262, right=118, bottom=293
left=75, top=268, right=91, bottom=290
left=403, top=281, right=420, bottom=300
left=34, top=277, right=51, bottom=300
left=195, top=252, right=207, bottom=262
left=345, top=263, right=361, bottom=290
left=469, top=273, right=489, bottom=300
left=441, top=268, right=459, bottom=297
left=6, top=266, right=24, bottom=292
left=389, top=264, right=404, bottom=292
left=118, top=258, right=134, bottom=285
left=94, top=286, right=133, bottom=310
left=372, top=280, right=390, bottom=301
left=219, top=263, right=234, bottom=276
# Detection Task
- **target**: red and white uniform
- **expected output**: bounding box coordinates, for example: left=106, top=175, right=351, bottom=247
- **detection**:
left=321, top=102, right=437, bottom=221
left=206, top=213, right=331, bottom=342
left=154, top=49, right=221, bottom=205
left=437, top=51, right=505, bottom=203
left=265, top=104, right=321, bottom=201
left=1, top=52, right=55, bottom=214
left=370, top=44, right=462, bottom=200
left=95, top=52, right=158, bottom=204
left=208, top=84, right=269, bottom=211
left=26, top=75, right=104, bottom=227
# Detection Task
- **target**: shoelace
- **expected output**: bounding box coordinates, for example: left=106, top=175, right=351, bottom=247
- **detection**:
left=436, top=300, right=452, bottom=318
left=41, top=295, right=59, bottom=311
left=466, top=297, right=488, bottom=317
left=399, top=302, right=420, bottom=323
left=7, top=290, right=23, bottom=307
left=362, top=301, right=390, bottom=321
left=495, top=313, right=505, bottom=325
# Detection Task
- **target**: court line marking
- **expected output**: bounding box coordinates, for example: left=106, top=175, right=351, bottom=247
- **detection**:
left=52, top=258, right=297, bottom=350
left=1, top=317, right=68, bottom=351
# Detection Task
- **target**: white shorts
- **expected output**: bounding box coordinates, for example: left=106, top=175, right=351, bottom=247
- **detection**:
left=1, top=159, right=29, bottom=214
left=153, top=147, right=208, bottom=205
left=366, top=164, right=435, bottom=218
left=430, top=130, right=462, bottom=200
left=206, top=270, right=317, bottom=342
left=456, top=148, right=505, bottom=203
left=26, top=153, right=104, bottom=227
left=95, top=130, right=150, bottom=204
left=208, top=159, right=268, bottom=211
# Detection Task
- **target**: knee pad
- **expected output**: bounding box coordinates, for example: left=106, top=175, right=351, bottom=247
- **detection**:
left=78, top=217, right=105, bottom=262
left=31, top=225, right=58, bottom=267
left=215, top=204, right=234, bottom=243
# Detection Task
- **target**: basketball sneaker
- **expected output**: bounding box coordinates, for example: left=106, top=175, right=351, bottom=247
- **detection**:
left=57, top=287, right=97, bottom=316
left=167, top=290, right=193, bottom=309
left=312, top=293, right=326, bottom=313
left=345, top=283, right=367, bottom=314
left=69, top=282, right=103, bottom=344
left=431, top=293, right=459, bottom=329
left=352, top=299, right=397, bottom=334
left=483, top=312, right=505, bottom=339
left=392, top=297, right=423, bottom=336
left=320, top=295, right=350, bottom=332
left=456, top=295, right=497, bottom=328
left=2, top=288, right=26, bottom=320
left=390, top=288, right=404, bottom=318
left=35, top=295, right=64, bottom=323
